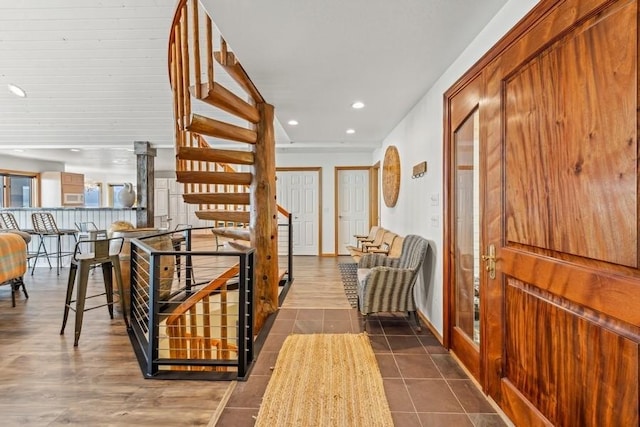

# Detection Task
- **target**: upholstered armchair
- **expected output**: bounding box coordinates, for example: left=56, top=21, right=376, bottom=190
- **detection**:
left=356, top=234, right=429, bottom=329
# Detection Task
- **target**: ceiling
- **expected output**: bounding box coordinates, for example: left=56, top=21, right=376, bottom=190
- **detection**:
left=0, top=0, right=509, bottom=172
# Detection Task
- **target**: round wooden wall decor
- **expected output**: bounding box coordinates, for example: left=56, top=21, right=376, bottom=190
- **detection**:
left=382, top=145, right=401, bottom=207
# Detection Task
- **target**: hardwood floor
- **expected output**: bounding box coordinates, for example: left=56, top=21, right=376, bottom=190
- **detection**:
left=0, top=250, right=509, bottom=426
left=0, top=267, right=231, bottom=426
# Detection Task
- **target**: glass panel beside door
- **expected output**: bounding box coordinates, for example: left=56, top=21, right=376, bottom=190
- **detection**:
left=454, top=109, right=480, bottom=346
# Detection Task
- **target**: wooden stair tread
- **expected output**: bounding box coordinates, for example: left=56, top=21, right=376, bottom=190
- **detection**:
left=214, top=51, right=264, bottom=104
left=183, top=192, right=250, bottom=205
left=177, top=146, right=254, bottom=165
left=187, top=114, right=257, bottom=144
left=211, top=227, right=251, bottom=241
left=177, top=171, right=251, bottom=185
left=190, top=83, right=259, bottom=124
left=195, top=210, right=250, bottom=224
left=225, top=240, right=252, bottom=251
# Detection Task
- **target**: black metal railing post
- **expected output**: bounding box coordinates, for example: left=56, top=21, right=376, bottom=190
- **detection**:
left=287, top=213, right=293, bottom=283
left=146, top=252, right=161, bottom=378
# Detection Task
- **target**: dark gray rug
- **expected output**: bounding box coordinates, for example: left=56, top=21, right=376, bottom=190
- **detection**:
left=338, top=263, right=359, bottom=308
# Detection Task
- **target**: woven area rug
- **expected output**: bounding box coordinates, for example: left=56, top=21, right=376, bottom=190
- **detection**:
left=337, top=262, right=359, bottom=308
left=254, top=334, right=393, bottom=427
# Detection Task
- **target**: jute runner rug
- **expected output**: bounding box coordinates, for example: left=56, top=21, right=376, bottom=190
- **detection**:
left=254, top=333, right=393, bottom=427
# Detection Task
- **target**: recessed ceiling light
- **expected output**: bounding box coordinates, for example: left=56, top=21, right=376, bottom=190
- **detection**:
left=70, top=149, right=80, bottom=152
left=7, top=83, right=26, bottom=98
left=346, top=129, right=356, bottom=134
left=351, top=101, right=365, bottom=109
left=287, top=120, right=299, bottom=126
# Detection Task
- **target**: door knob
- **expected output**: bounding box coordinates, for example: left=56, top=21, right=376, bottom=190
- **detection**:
left=481, top=244, right=496, bottom=279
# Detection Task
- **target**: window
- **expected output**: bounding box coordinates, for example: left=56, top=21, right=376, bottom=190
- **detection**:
left=0, top=171, right=37, bottom=208
left=108, top=184, right=125, bottom=207
left=84, top=183, right=102, bottom=207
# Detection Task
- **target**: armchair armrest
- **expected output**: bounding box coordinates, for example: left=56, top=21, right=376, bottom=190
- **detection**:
left=358, top=253, right=399, bottom=268
left=368, top=247, right=389, bottom=254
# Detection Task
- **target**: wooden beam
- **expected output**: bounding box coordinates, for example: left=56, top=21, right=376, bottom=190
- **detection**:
left=187, top=113, right=257, bottom=144
left=177, top=171, right=252, bottom=185
left=177, top=146, right=254, bottom=165
left=190, top=83, right=260, bottom=123
left=214, top=51, right=264, bottom=104
left=183, top=192, right=250, bottom=205
left=195, top=210, right=250, bottom=224
left=251, top=102, right=279, bottom=332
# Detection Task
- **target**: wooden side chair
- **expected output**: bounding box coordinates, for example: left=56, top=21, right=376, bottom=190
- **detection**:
left=354, top=226, right=380, bottom=249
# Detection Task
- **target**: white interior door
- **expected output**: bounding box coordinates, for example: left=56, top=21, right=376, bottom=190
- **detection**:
left=276, top=170, right=320, bottom=255
left=336, top=168, right=369, bottom=255
left=154, top=178, right=169, bottom=229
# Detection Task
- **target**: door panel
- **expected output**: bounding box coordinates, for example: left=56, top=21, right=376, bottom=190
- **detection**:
left=276, top=169, right=320, bottom=255
left=503, top=2, right=637, bottom=267
left=480, top=0, right=640, bottom=425
left=336, top=168, right=369, bottom=255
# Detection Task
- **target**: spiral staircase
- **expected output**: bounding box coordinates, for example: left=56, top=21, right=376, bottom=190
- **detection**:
left=168, top=0, right=282, bottom=333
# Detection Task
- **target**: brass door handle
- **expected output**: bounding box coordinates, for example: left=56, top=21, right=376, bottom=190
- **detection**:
left=481, top=244, right=496, bottom=279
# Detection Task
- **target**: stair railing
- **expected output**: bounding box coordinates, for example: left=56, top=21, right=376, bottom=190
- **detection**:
left=127, top=227, right=255, bottom=379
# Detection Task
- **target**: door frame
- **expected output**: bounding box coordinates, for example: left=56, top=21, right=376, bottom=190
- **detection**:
left=370, top=162, right=380, bottom=227
left=276, top=167, right=322, bottom=256
left=334, top=166, right=374, bottom=255
left=443, top=75, right=485, bottom=382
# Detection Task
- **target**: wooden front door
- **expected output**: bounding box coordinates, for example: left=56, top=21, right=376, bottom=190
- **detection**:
left=481, top=0, right=640, bottom=425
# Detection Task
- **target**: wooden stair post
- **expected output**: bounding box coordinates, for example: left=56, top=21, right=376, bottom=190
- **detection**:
left=251, top=102, right=278, bottom=331
left=134, top=141, right=157, bottom=227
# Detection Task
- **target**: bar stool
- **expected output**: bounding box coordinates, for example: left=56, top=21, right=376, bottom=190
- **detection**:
left=1, top=212, right=37, bottom=266
left=0, top=212, right=32, bottom=232
left=31, top=212, right=78, bottom=276
left=61, top=236, right=128, bottom=346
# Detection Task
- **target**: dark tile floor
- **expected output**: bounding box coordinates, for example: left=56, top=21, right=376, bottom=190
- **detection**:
left=217, top=309, right=509, bottom=426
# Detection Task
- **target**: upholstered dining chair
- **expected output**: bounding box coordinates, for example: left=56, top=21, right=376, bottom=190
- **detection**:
left=31, top=212, right=78, bottom=276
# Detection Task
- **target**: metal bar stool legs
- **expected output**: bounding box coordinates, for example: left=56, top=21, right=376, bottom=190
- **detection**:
left=60, top=237, right=127, bottom=346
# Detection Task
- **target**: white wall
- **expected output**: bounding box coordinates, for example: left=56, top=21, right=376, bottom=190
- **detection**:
left=375, top=0, right=538, bottom=335
left=276, top=149, right=374, bottom=254
left=0, top=154, right=64, bottom=172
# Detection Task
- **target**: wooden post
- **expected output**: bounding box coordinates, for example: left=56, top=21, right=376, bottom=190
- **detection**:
left=250, top=103, right=278, bottom=332
left=135, top=141, right=157, bottom=228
